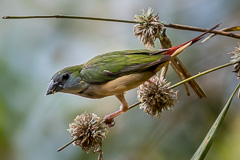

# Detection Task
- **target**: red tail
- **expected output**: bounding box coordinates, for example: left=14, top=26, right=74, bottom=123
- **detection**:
left=165, top=24, right=220, bottom=56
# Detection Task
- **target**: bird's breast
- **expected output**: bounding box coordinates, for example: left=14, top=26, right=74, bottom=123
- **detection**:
left=79, top=71, right=155, bottom=99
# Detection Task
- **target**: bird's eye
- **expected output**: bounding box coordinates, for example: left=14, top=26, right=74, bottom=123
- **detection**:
left=62, top=73, right=69, bottom=80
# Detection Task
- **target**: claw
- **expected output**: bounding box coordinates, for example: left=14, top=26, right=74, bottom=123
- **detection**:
left=103, top=116, right=115, bottom=127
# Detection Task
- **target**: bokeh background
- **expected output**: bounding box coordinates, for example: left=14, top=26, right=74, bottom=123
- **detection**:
left=0, top=0, right=240, bottom=160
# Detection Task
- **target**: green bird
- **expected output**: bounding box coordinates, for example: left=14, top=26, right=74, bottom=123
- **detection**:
left=46, top=24, right=219, bottom=123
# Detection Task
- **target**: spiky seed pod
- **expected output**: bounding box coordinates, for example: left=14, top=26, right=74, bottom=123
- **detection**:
left=67, top=113, right=108, bottom=156
left=134, top=7, right=164, bottom=49
left=229, top=43, right=240, bottom=79
left=137, top=74, right=178, bottom=118
left=229, top=43, right=240, bottom=98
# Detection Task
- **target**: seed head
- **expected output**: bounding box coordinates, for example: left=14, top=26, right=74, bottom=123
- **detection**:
left=134, top=7, right=164, bottom=49
left=229, top=43, right=240, bottom=79
left=137, top=74, right=177, bottom=118
left=229, top=43, right=240, bottom=98
left=67, top=113, right=108, bottom=155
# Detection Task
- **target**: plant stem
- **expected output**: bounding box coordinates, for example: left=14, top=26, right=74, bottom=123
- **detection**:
left=165, top=23, right=240, bottom=39
left=2, top=15, right=137, bottom=24
left=57, top=137, right=78, bottom=152
left=2, top=15, right=240, bottom=39
left=169, top=60, right=240, bottom=89
left=129, top=102, right=141, bottom=110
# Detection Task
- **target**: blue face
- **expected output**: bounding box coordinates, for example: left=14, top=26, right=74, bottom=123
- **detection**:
left=46, top=68, right=90, bottom=96
left=46, top=72, right=70, bottom=95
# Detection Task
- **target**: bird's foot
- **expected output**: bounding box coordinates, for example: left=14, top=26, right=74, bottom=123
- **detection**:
left=103, top=110, right=124, bottom=127
left=103, top=116, right=115, bottom=127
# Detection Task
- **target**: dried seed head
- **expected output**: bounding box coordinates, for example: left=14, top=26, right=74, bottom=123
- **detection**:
left=137, top=74, right=177, bottom=118
left=67, top=113, right=108, bottom=155
left=229, top=43, right=240, bottom=98
left=134, top=7, right=164, bottom=49
left=229, top=43, right=240, bottom=79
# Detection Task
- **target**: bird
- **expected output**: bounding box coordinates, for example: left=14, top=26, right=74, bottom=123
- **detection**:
left=46, top=24, right=219, bottom=124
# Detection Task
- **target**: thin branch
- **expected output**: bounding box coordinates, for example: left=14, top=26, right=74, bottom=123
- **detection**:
left=201, top=26, right=240, bottom=43
left=129, top=102, right=141, bottom=110
left=57, top=137, right=78, bottom=152
left=165, top=23, right=240, bottom=39
left=169, top=60, right=240, bottom=89
left=2, top=15, right=240, bottom=39
left=2, top=15, right=137, bottom=24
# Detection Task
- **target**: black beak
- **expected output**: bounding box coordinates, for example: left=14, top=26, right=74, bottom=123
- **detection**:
left=46, top=80, right=58, bottom=95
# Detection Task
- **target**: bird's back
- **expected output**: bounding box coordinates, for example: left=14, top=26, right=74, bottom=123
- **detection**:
left=80, top=49, right=171, bottom=84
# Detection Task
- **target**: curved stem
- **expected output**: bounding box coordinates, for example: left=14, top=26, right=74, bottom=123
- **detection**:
left=2, top=15, right=240, bottom=39
left=191, top=82, right=240, bottom=159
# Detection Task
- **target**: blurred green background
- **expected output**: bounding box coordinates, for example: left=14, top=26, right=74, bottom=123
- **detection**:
left=0, top=0, right=240, bottom=160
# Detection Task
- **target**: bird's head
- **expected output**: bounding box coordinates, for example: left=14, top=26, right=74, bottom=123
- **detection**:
left=46, top=65, right=89, bottom=96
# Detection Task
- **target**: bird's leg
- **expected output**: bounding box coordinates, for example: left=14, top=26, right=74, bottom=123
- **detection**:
left=104, top=94, right=129, bottom=127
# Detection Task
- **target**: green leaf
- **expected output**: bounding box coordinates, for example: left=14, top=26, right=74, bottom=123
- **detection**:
left=191, top=82, right=240, bottom=160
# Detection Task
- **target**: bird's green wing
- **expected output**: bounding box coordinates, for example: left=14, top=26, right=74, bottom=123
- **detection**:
left=80, top=49, right=171, bottom=83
